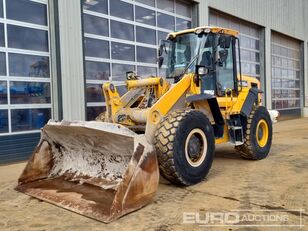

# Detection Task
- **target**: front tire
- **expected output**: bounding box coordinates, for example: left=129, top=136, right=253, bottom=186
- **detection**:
left=155, top=110, right=215, bottom=186
left=236, top=106, right=272, bottom=160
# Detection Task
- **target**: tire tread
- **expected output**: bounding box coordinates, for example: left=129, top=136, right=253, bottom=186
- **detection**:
left=235, top=106, right=272, bottom=160
left=155, top=109, right=191, bottom=184
left=155, top=109, right=213, bottom=185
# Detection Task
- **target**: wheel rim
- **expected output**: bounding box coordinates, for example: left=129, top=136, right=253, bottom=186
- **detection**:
left=256, top=119, right=269, bottom=148
left=184, top=128, right=207, bottom=167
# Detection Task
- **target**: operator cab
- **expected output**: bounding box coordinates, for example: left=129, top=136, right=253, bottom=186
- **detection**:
left=158, top=26, right=241, bottom=97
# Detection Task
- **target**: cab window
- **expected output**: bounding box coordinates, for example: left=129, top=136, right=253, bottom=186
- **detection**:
left=216, top=36, right=235, bottom=92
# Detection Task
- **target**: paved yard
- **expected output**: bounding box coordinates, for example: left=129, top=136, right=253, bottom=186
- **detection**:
left=0, top=118, right=307, bottom=231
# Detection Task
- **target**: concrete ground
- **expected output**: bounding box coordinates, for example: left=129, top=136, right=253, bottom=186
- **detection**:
left=0, top=118, right=307, bottom=231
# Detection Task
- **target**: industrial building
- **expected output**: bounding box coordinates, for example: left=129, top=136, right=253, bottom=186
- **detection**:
left=0, top=0, right=307, bottom=163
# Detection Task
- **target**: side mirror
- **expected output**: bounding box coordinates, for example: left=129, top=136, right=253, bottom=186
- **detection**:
left=158, top=39, right=168, bottom=56
left=218, top=50, right=228, bottom=66
left=158, top=56, right=164, bottom=68
left=195, top=65, right=208, bottom=87
left=158, top=43, right=164, bottom=57
left=196, top=66, right=208, bottom=76
left=158, top=39, right=169, bottom=68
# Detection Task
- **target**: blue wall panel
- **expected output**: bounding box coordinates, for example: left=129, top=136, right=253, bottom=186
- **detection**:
left=0, top=133, right=40, bottom=164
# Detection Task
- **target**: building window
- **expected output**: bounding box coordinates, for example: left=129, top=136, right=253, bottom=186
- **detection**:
left=10, top=82, right=51, bottom=104
left=6, top=0, right=48, bottom=26
left=157, top=0, right=174, bottom=13
left=110, top=0, right=133, bottom=20
left=137, top=66, right=157, bottom=78
left=136, top=0, right=155, bottom=7
left=7, top=25, right=49, bottom=52
left=0, top=23, right=4, bottom=47
left=11, top=108, right=51, bottom=132
left=84, top=37, right=109, bottom=58
left=0, top=81, right=7, bottom=104
left=0, top=0, right=51, bottom=135
left=110, top=20, right=134, bottom=41
left=83, top=0, right=108, bottom=15
left=0, top=52, right=6, bottom=75
left=0, top=110, right=8, bottom=133
left=111, top=42, right=135, bottom=61
left=176, top=0, right=192, bottom=18
left=137, top=46, right=156, bottom=63
left=112, top=63, right=135, bottom=81
left=136, top=26, right=156, bottom=45
left=85, top=61, right=110, bottom=80
left=135, top=6, right=155, bottom=26
left=0, top=1, right=3, bottom=18
left=82, top=0, right=193, bottom=120
left=86, top=84, right=105, bottom=103
left=9, top=53, right=49, bottom=77
left=157, top=13, right=174, bottom=30
left=83, top=14, right=109, bottom=36
left=86, top=106, right=106, bottom=121
left=176, top=18, right=191, bottom=31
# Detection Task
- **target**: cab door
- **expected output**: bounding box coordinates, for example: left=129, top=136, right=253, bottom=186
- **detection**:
left=215, top=35, right=238, bottom=96
left=215, top=34, right=238, bottom=108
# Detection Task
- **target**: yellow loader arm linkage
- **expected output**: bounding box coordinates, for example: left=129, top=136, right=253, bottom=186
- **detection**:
left=103, top=74, right=198, bottom=144
left=103, top=77, right=170, bottom=125
left=144, top=75, right=195, bottom=143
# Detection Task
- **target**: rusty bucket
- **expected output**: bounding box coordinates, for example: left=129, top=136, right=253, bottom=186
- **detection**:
left=16, top=121, right=159, bottom=223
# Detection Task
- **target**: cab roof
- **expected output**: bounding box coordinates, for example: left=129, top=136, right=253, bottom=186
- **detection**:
left=168, top=26, right=239, bottom=38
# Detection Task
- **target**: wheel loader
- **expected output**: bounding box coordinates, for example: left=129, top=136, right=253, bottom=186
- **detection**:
left=16, top=26, right=273, bottom=222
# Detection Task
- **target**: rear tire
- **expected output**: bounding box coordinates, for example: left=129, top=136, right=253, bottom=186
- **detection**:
left=155, top=109, right=215, bottom=186
left=236, top=106, right=272, bottom=160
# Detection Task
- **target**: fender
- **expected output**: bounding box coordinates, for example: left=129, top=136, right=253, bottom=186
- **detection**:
left=187, top=94, right=225, bottom=137
left=240, top=88, right=259, bottom=117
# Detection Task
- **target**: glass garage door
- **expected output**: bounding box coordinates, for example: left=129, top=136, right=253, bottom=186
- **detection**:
left=271, top=32, right=302, bottom=115
left=82, top=0, right=193, bottom=120
left=0, top=0, right=51, bottom=136
left=209, top=10, right=262, bottom=82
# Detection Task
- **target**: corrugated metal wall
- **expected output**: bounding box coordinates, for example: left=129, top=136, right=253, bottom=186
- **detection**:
left=198, top=0, right=307, bottom=41
left=0, top=133, right=40, bottom=164
left=57, top=0, right=86, bottom=120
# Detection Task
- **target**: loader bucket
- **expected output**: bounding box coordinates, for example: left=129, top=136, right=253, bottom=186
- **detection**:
left=15, top=121, right=159, bottom=223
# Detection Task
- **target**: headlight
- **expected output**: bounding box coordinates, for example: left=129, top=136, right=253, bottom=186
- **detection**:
left=195, top=28, right=204, bottom=35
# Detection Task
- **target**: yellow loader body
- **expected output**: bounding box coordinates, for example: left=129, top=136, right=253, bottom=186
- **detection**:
left=16, top=26, right=272, bottom=223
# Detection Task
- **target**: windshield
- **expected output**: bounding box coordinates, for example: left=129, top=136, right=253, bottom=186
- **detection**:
left=161, top=33, right=213, bottom=80
left=165, top=33, right=203, bottom=79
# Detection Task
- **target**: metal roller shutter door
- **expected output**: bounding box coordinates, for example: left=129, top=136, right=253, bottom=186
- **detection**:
left=209, top=10, right=263, bottom=88
left=271, top=32, right=302, bottom=117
